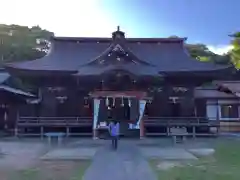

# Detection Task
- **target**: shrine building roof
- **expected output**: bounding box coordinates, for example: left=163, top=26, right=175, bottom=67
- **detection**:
left=5, top=26, right=230, bottom=77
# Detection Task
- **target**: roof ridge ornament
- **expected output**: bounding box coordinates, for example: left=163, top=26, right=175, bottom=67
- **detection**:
left=112, top=44, right=125, bottom=53
left=112, top=26, right=125, bottom=40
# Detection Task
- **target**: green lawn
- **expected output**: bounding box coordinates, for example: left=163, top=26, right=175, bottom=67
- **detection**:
left=149, top=139, right=240, bottom=180
left=7, top=160, right=91, bottom=180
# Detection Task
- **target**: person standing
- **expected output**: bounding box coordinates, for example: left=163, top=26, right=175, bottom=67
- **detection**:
left=109, top=121, right=120, bottom=150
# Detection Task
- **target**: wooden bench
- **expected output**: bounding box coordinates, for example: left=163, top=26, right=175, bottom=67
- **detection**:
left=170, top=127, right=188, bottom=144
left=44, top=132, right=66, bottom=146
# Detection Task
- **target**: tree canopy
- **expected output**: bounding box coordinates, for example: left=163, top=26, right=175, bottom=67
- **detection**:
left=229, top=32, right=240, bottom=69
left=168, top=36, right=231, bottom=65
left=0, top=24, right=53, bottom=65
left=186, top=44, right=231, bottom=65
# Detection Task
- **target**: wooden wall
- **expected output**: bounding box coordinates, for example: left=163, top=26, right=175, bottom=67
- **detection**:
left=19, top=87, right=93, bottom=117
left=220, top=121, right=240, bottom=132
left=146, top=86, right=196, bottom=117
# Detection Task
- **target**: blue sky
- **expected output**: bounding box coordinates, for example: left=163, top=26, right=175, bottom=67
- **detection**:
left=102, top=0, right=237, bottom=45
left=0, top=0, right=238, bottom=54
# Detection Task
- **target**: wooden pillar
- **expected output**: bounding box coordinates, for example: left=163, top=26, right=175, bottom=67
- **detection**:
left=14, top=126, right=18, bottom=137
left=167, top=126, right=170, bottom=136
left=14, top=108, right=19, bottom=137
left=140, top=116, right=145, bottom=139
left=193, top=99, right=197, bottom=138
left=93, top=129, right=98, bottom=139
left=66, top=127, right=70, bottom=137
left=193, top=126, right=196, bottom=138
left=40, top=126, right=44, bottom=139
left=216, top=100, right=220, bottom=134
left=4, top=110, right=8, bottom=130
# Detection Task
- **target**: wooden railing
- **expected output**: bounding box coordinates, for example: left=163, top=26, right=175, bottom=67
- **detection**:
left=144, top=117, right=219, bottom=126
left=17, top=116, right=93, bottom=126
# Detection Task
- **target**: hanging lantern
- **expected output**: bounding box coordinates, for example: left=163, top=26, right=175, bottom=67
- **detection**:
left=84, top=97, right=89, bottom=108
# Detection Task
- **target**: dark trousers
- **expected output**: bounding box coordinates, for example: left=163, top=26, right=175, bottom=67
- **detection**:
left=111, top=136, right=118, bottom=150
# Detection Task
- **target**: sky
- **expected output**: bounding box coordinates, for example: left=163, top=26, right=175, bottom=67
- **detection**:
left=0, top=0, right=238, bottom=54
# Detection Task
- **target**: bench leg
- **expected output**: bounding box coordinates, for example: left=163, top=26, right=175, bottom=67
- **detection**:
left=193, top=126, right=196, bottom=139
left=58, top=136, right=62, bottom=146
left=173, top=136, right=176, bottom=144
left=48, top=136, right=51, bottom=146
left=183, top=136, right=186, bottom=142
left=14, top=127, right=18, bottom=137
left=167, top=127, right=170, bottom=136
left=66, top=127, right=70, bottom=137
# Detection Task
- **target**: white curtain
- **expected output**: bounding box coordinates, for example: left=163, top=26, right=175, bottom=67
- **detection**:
left=93, top=99, right=100, bottom=129
left=129, top=100, right=146, bottom=129
left=136, top=100, right=146, bottom=129
left=206, top=104, right=218, bottom=120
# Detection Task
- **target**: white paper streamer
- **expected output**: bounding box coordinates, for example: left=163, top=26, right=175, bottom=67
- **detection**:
left=121, top=96, right=124, bottom=106
left=128, top=98, right=131, bottom=107
left=113, top=97, right=115, bottom=106
left=106, top=97, right=109, bottom=106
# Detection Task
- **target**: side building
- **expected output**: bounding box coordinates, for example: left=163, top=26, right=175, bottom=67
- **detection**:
left=0, top=70, right=35, bottom=135
left=4, top=27, right=239, bottom=138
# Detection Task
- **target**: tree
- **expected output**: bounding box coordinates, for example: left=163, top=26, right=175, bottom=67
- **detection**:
left=0, top=24, right=54, bottom=65
left=167, top=36, right=231, bottom=64
left=186, top=44, right=213, bottom=58
left=197, top=56, right=210, bottom=62
left=168, top=35, right=180, bottom=38
left=229, top=32, right=240, bottom=69
left=186, top=43, right=231, bottom=64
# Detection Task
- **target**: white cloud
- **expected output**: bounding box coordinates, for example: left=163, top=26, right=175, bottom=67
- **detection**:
left=207, top=45, right=233, bottom=55
left=0, top=0, right=117, bottom=37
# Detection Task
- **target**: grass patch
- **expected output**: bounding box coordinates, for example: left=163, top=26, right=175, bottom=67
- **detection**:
left=11, top=168, right=39, bottom=180
left=8, top=160, right=91, bottom=180
left=71, top=160, right=91, bottom=180
left=149, top=139, right=240, bottom=180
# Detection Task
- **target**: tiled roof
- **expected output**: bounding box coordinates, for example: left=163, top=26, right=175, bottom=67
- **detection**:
left=5, top=29, right=230, bottom=77
left=127, top=42, right=229, bottom=72
left=0, top=85, right=35, bottom=97
left=214, top=81, right=240, bottom=95
left=0, top=72, right=10, bottom=83
left=194, top=86, right=236, bottom=98
left=5, top=40, right=110, bottom=75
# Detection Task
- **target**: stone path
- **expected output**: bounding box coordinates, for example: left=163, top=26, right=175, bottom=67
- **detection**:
left=83, top=141, right=157, bottom=180
left=41, top=147, right=97, bottom=160
left=140, top=147, right=198, bottom=160
left=0, top=142, right=46, bottom=170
